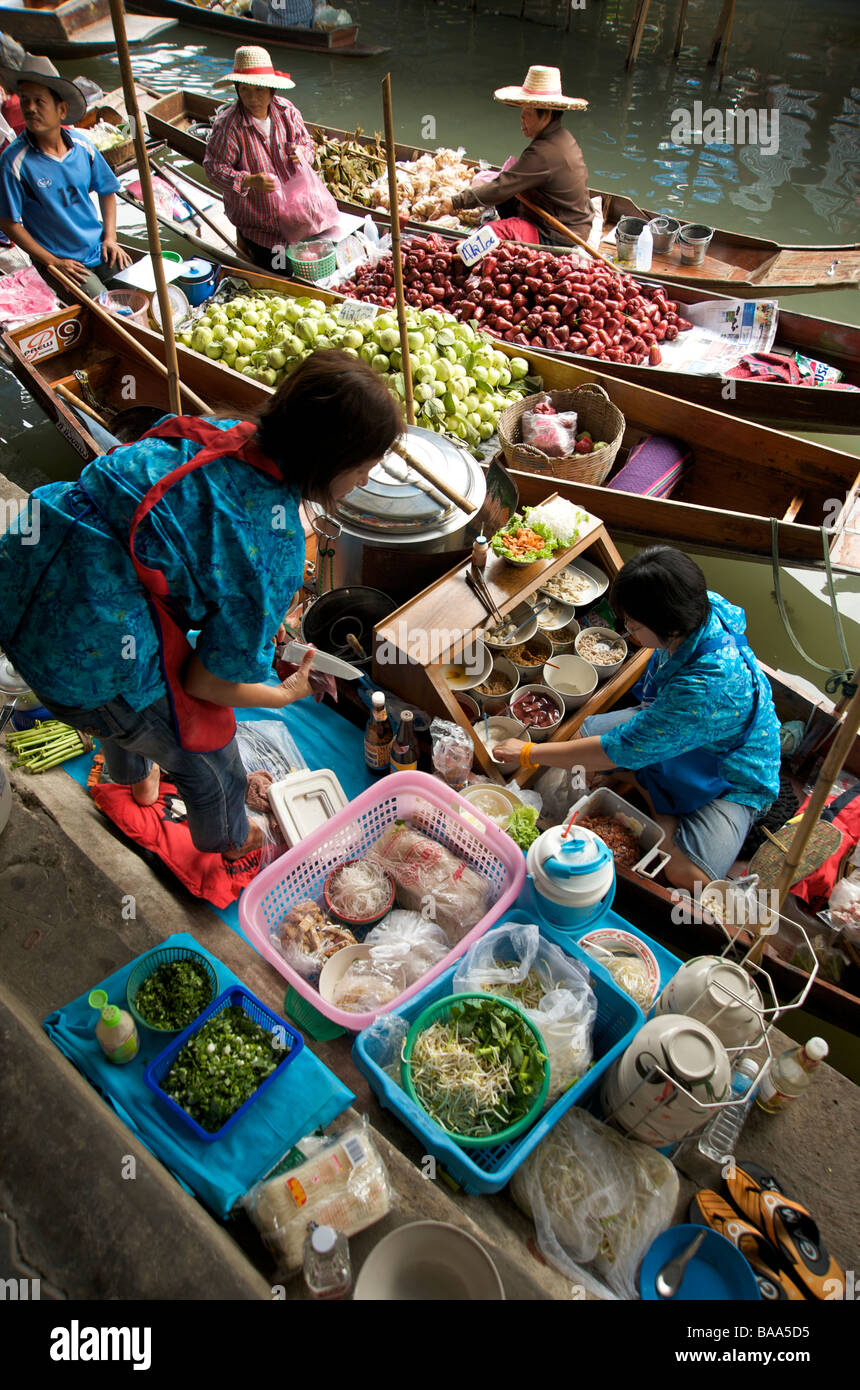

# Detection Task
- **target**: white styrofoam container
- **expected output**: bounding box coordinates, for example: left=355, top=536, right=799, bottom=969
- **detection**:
left=266, top=768, right=348, bottom=847
left=567, top=787, right=670, bottom=879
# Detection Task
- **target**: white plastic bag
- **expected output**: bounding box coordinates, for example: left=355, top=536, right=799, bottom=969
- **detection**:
left=365, top=910, right=450, bottom=986
left=511, top=1107, right=679, bottom=1299
left=827, top=877, right=860, bottom=945
left=453, top=921, right=596, bottom=1103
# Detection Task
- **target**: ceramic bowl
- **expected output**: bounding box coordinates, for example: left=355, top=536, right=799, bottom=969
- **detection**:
left=482, top=601, right=538, bottom=650
left=542, top=653, right=598, bottom=711
left=506, top=630, right=554, bottom=681
left=323, top=860, right=396, bottom=937
left=579, top=927, right=661, bottom=1008
left=575, top=626, right=627, bottom=681
left=534, top=596, right=576, bottom=632
left=472, top=656, right=519, bottom=714
left=442, top=638, right=493, bottom=693
left=548, top=619, right=581, bottom=654
left=509, top=684, right=565, bottom=743
left=353, top=1221, right=505, bottom=1300
left=471, top=714, right=527, bottom=751
left=655, top=955, right=765, bottom=1050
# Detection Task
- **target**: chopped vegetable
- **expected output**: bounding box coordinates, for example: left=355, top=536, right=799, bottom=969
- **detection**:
left=134, top=959, right=213, bottom=1030
left=163, top=1005, right=285, bottom=1132
left=408, top=997, right=546, bottom=1138
left=524, top=500, right=591, bottom=546
left=491, top=515, right=557, bottom=563
left=506, top=805, right=541, bottom=851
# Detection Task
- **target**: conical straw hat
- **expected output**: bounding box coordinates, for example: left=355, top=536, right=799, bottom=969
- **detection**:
left=494, top=65, right=587, bottom=111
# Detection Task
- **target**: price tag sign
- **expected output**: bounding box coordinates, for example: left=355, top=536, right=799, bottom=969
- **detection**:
left=337, top=298, right=378, bottom=325
left=458, top=225, right=500, bottom=269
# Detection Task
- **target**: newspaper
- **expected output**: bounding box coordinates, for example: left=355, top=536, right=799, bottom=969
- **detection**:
left=657, top=296, right=778, bottom=375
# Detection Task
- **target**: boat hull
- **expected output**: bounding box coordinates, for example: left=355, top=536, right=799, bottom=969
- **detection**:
left=0, top=1, right=175, bottom=56
left=127, top=0, right=389, bottom=55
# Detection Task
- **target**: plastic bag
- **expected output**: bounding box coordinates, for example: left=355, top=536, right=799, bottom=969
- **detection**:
left=331, top=956, right=405, bottom=1013
left=274, top=155, right=339, bottom=244
left=511, top=1106, right=679, bottom=1299
left=429, top=716, right=473, bottom=787
left=522, top=404, right=579, bottom=457
left=365, top=910, right=450, bottom=986
left=453, top=921, right=596, bottom=1103
left=368, top=821, right=488, bottom=946
left=246, top=1117, right=391, bottom=1272
left=361, top=1012, right=410, bottom=1086
left=272, top=898, right=356, bottom=982
left=827, top=877, right=860, bottom=945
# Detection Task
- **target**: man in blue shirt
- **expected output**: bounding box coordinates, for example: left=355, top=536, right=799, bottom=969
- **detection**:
left=0, top=54, right=131, bottom=296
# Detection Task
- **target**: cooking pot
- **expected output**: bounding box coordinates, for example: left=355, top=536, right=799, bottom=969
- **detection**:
left=525, top=823, right=615, bottom=930
left=300, top=586, right=394, bottom=670
left=308, top=425, right=486, bottom=594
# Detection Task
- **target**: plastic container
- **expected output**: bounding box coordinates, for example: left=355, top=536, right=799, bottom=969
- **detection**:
left=649, top=216, right=681, bottom=254
left=636, top=220, right=653, bottom=272
left=97, top=288, right=149, bottom=329
left=615, top=215, right=647, bottom=265
left=566, top=787, right=671, bottom=879
left=266, top=768, right=348, bottom=847
left=352, top=910, right=641, bottom=1194
left=303, top=1225, right=352, bottom=1299
left=526, top=822, right=615, bottom=928
left=177, top=257, right=218, bottom=307
left=144, top=985, right=304, bottom=1142
left=238, top=771, right=527, bottom=1032
left=697, top=1055, right=760, bottom=1162
left=288, top=239, right=337, bottom=282
left=126, top=944, right=218, bottom=1037
left=678, top=223, right=714, bottom=265
left=402, top=992, right=550, bottom=1148
left=88, top=989, right=139, bottom=1065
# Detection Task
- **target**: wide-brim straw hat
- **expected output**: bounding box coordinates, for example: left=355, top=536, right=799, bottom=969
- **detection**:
left=213, top=45, right=296, bottom=91
left=0, top=53, right=87, bottom=124
left=494, top=65, right=587, bottom=111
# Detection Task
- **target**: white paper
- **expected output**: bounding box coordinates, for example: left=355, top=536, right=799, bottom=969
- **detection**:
left=656, top=297, right=779, bottom=376
left=111, top=255, right=186, bottom=293
left=459, top=225, right=500, bottom=268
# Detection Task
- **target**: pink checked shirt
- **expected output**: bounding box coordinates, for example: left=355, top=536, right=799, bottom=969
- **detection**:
left=203, top=96, right=315, bottom=249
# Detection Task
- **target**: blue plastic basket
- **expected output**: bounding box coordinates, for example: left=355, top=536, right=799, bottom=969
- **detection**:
left=144, top=985, right=303, bottom=1143
left=352, top=908, right=642, bottom=1194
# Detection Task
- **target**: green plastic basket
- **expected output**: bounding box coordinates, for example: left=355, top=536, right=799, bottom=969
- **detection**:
left=126, top=945, right=218, bottom=1037
left=287, top=240, right=337, bottom=282
left=401, top=992, right=550, bottom=1149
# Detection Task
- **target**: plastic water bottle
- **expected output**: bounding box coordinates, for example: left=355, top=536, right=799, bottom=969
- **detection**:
left=636, top=220, right=653, bottom=272
left=697, top=1056, right=760, bottom=1162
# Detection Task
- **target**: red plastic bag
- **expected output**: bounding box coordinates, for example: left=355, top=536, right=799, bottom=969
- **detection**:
left=273, top=155, right=339, bottom=244
left=522, top=405, right=579, bottom=457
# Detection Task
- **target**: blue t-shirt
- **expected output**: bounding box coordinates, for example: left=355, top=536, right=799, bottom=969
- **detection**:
left=0, top=127, right=120, bottom=266
left=0, top=419, right=305, bottom=711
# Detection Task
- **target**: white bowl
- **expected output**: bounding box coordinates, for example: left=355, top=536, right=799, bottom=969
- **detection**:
left=353, top=1221, right=505, bottom=1300
left=579, top=927, right=661, bottom=1008
left=471, top=714, right=527, bottom=750
left=548, top=618, right=581, bottom=654
left=442, top=638, right=492, bottom=693
left=458, top=780, right=526, bottom=829
left=317, top=943, right=375, bottom=1003
left=509, top=684, right=565, bottom=742
left=535, top=596, right=576, bottom=632
left=483, top=601, right=537, bottom=649
left=575, top=626, right=627, bottom=681
left=506, top=630, right=553, bottom=681
left=472, top=656, right=519, bottom=714
left=542, top=653, right=598, bottom=711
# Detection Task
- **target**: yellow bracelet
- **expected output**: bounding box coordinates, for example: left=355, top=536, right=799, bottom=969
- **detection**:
left=520, top=741, right=537, bottom=770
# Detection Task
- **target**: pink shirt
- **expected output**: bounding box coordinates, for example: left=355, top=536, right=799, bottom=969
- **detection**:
left=203, top=96, right=315, bottom=248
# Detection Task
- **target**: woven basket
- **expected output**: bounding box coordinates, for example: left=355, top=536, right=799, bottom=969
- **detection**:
left=498, top=385, right=625, bottom=484
left=103, top=137, right=135, bottom=171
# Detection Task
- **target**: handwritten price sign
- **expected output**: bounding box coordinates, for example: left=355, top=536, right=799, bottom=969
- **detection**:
left=337, top=298, right=379, bottom=325
left=458, top=226, right=500, bottom=269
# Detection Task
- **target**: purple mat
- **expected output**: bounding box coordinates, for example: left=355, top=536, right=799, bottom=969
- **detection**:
left=606, top=435, right=690, bottom=498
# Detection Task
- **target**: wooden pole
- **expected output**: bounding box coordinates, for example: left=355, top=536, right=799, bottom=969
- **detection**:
left=107, top=0, right=182, bottom=416
left=718, top=0, right=738, bottom=90
left=51, top=269, right=212, bottom=414
left=517, top=194, right=617, bottom=268
left=381, top=73, right=415, bottom=428
left=673, top=0, right=690, bottom=56
left=748, top=663, right=860, bottom=965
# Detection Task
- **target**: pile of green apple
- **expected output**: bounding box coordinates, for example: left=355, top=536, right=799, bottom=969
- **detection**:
left=178, top=293, right=537, bottom=451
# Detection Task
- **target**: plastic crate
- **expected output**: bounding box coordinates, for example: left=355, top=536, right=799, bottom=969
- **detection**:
left=351, top=909, right=641, bottom=1194
left=143, top=986, right=303, bottom=1143
left=239, top=771, right=526, bottom=1033
left=540, top=907, right=683, bottom=1002
left=126, top=944, right=218, bottom=1037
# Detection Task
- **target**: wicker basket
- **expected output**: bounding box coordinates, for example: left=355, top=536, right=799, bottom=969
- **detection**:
left=498, top=385, right=625, bottom=484
left=102, top=136, right=135, bottom=171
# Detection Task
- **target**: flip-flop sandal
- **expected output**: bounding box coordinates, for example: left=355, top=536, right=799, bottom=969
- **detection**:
left=726, top=1161, right=845, bottom=1300
left=689, top=1190, right=807, bottom=1302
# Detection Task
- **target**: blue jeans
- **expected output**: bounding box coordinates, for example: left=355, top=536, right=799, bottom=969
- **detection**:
left=581, top=708, right=755, bottom=882
left=42, top=693, right=249, bottom=854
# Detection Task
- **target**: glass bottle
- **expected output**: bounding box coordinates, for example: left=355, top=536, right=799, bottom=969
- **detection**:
left=471, top=535, right=488, bottom=571
left=364, top=691, right=393, bottom=775
left=756, top=1037, right=828, bottom=1114
left=302, top=1224, right=352, bottom=1300
left=390, top=709, right=419, bottom=772
left=697, top=1056, right=760, bottom=1162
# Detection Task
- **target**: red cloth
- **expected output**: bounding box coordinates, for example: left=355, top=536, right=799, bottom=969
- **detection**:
left=1, top=95, right=24, bottom=134
left=724, top=352, right=803, bottom=384
left=485, top=216, right=543, bottom=244
left=791, top=785, right=860, bottom=912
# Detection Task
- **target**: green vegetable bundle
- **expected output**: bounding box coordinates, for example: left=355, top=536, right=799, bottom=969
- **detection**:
left=163, top=1006, right=284, bottom=1132
left=6, top=721, right=90, bottom=772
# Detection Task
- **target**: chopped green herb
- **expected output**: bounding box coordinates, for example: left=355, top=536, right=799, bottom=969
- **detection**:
left=134, top=959, right=213, bottom=1030
left=163, top=1006, right=285, bottom=1131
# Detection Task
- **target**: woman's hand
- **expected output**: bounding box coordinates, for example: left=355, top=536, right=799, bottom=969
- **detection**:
left=436, top=196, right=455, bottom=217
left=276, top=647, right=316, bottom=705
left=492, top=738, right=526, bottom=767
left=243, top=172, right=276, bottom=194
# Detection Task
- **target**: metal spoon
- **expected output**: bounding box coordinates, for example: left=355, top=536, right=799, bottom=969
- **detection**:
left=508, top=599, right=552, bottom=643
left=655, top=1231, right=707, bottom=1298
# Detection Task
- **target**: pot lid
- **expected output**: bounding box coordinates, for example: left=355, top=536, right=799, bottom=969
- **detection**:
left=333, top=426, right=481, bottom=535
left=179, top=258, right=215, bottom=281
left=665, top=1025, right=717, bottom=1082
left=537, top=824, right=613, bottom=880
left=0, top=655, right=31, bottom=699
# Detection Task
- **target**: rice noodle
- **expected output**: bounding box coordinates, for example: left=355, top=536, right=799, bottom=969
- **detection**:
left=327, top=860, right=391, bottom=920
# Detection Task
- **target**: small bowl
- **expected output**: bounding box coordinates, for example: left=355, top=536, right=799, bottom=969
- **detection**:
left=506, top=630, right=553, bottom=681
left=473, top=656, right=519, bottom=714
left=549, top=619, right=581, bottom=654
left=579, top=927, right=661, bottom=1008
left=318, top=943, right=377, bottom=1004
left=323, top=860, right=396, bottom=937
left=542, top=653, right=598, bottom=712
left=471, top=714, right=527, bottom=751
left=639, top=1225, right=760, bottom=1301
left=483, top=601, right=538, bottom=649
left=442, top=637, right=492, bottom=693
left=454, top=693, right=481, bottom=722
left=458, top=779, right=526, bottom=829
left=353, top=1221, right=505, bottom=1301
left=535, top=596, right=576, bottom=632
left=509, top=684, right=565, bottom=742
left=575, top=627, right=627, bottom=681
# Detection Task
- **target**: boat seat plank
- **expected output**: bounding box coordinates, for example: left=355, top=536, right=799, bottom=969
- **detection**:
left=764, top=249, right=860, bottom=287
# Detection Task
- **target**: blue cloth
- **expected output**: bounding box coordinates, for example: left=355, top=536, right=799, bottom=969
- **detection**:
left=0, top=127, right=119, bottom=265
left=598, top=593, right=780, bottom=814
left=42, top=932, right=354, bottom=1217
left=0, top=418, right=305, bottom=712
left=252, top=0, right=314, bottom=26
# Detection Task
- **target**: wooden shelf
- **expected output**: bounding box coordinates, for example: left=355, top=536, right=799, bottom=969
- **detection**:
left=372, top=515, right=651, bottom=783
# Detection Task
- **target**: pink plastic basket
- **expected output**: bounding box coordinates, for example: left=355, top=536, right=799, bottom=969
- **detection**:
left=238, top=771, right=526, bottom=1031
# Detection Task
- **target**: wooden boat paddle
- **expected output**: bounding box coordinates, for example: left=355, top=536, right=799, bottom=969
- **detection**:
left=49, top=268, right=212, bottom=415
left=390, top=438, right=473, bottom=513
left=518, top=194, right=617, bottom=269
left=149, top=156, right=250, bottom=264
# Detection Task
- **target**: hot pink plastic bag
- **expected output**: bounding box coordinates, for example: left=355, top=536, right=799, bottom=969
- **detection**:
left=522, top=405, right=579, bottom=457
left=273, top=155, right=339, bottom=243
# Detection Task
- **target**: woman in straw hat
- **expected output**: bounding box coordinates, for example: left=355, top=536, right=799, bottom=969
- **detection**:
left=204, top=45, right=315, bottom=268
left=438, top=65, right=592, bottom=246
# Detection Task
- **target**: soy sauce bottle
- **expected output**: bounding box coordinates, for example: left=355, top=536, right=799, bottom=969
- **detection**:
left=390, top=709, right=419, bottom=772
left=364, top=691, right=393, bottom=774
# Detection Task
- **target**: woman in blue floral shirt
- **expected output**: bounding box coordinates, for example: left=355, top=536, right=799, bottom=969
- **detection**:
left=0, top=351, right=402, bottom=861
left=495, top=547, right=781, bottom=891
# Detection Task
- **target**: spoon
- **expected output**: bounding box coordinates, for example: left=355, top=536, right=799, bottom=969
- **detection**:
left=655, top=1231, right=707, bottom=1298
left=508, top=599, right=552, bottom=642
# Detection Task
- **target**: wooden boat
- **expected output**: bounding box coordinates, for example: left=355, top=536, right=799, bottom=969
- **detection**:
left=2, top=298, right=857, bottom=1029
left=143, top=92, right=860, bottom=295
left=0, top=0, right=176, bottom=58
left=5, top=270, right=860, bottom=575
left=127, top=0, right=389, bottom=56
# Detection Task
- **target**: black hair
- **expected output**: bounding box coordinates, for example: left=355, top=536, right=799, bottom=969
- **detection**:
left=535, top=107, right=556, bottom=120
left=254, top=348, right=403, bottom=505
left=609, top=545, right=710, bottom=643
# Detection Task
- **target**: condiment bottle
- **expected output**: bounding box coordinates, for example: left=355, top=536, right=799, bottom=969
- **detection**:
left=755, top=1037, right=828, bottom=1114
left=390, top=709, right=419, bottom=772
left=302, top=1223, right=352, bottom=1300
left=88, top=989, right=139, bottom=1065
left=364, top=691, right=393, bottom=775
left=471, top=535, right=488, bottom=571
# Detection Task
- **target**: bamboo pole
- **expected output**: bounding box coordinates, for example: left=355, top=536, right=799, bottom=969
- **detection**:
left=381, top=73, right=415, bottom=428
left=107, top=0, right=182, bottom=415
left=55, top=382, right=111, bottom=429
left=748, top=663, right=860, bottom=966
left=517, top=194, right=617, bottom=268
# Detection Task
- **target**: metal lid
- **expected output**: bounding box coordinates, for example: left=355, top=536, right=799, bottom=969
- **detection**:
left=665, top=1025, right=717, bottom=1082
left=333, top=426, right=482, bottom=536
left=0, top=655, right=32, bottom=699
